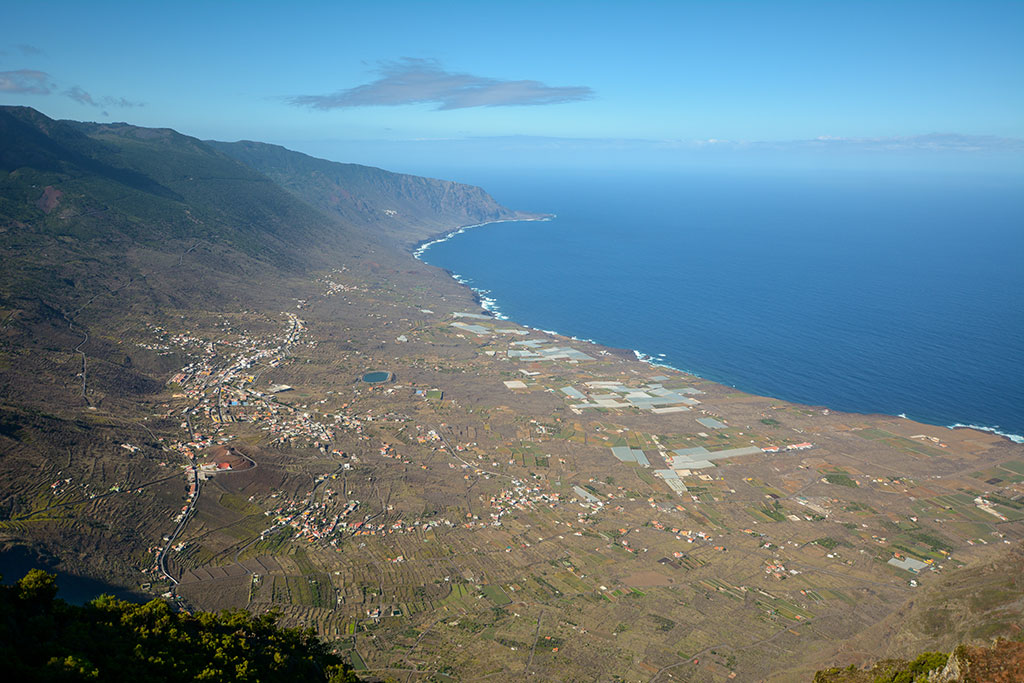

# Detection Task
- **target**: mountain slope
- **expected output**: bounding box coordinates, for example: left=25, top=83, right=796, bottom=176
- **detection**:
left=0, top=108, right=520, bottom=597
left=1, top=106, right=358, bottom=271
left=209, top=139, right=543, bottom=246
left=790, top=542, right=1024, bottom=679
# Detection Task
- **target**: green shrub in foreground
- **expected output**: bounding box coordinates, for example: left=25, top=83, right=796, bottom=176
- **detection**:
left=0, top=569, right=360, bottom=682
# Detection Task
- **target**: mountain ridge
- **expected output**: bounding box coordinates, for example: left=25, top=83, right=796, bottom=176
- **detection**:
left=208, top=138, right=546, bottom=247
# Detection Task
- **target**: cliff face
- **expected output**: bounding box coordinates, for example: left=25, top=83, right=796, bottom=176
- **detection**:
left=2, top=108, right=533, bottom=264
left=934, top=641, right=1024, bottom=682
left=208, top=139, right=541, bottom=247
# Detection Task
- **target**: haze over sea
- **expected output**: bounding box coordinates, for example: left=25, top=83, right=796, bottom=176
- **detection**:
left=419, top=168, right=1024, bottom=441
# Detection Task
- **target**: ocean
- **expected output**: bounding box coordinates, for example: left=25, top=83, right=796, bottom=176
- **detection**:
left=418, top=168, right=1024, bottom=441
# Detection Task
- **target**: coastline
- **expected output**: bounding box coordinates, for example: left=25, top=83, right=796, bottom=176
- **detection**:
left=411, top=215, right=554, bottom=318
left=410, top=214, right=554, bottom=261
left=414, top=216, right=1024, bottom=445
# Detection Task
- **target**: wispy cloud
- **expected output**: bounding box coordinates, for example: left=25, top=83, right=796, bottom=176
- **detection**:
left=636, top=133, right=1023, bottom=154
left=65, top=86, right=96, bottom=106
left=792, top=133, right=1024, bottom=153
left=15, top=44, right=44, bottom=56
left=388, top=133, right=1023, bottom=154
left=0, top=69, right=54, bottom=94
left=292, top=58, right=594, bottom=111
left=64, top=85, right=142, bottom=109
left=0, top=65, right=142, bottom=111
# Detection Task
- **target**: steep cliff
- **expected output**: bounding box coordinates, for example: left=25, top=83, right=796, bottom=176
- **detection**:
left=209, top=139, right=544, bottom=247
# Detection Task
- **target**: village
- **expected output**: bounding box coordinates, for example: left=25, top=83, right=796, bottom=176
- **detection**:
left=107, top=267, right=1024, bottom=682
left=5, top=256, right=1018, bottom=683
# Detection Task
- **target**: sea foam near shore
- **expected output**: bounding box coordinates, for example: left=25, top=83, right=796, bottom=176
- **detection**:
left=414, top=218, right=553, bottom=321
left=948, top=424, right=1024, bottom=444
left=416, top=171, right=1024, bottom=443
left=412, top=216, right=552, bottom=260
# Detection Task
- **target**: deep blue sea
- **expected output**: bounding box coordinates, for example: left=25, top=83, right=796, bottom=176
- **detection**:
left=418, top=168, right=1024, bottom=441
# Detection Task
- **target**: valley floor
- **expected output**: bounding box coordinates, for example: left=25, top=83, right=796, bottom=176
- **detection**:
left=6, top=238, right=1020, bottom=681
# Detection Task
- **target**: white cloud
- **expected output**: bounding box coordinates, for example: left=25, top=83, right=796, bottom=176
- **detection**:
left=0, top=69, right=53, bottom=95
left=64, top=85, right=143, bottom=108
left=292, top=58, right=593, bottom=110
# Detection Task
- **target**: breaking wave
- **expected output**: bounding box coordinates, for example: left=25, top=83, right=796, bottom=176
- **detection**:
left=948, top=423, right=1024, bottom=444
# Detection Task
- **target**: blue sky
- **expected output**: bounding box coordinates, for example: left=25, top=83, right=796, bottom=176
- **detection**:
left=2, top=0, right=1022, bottom=174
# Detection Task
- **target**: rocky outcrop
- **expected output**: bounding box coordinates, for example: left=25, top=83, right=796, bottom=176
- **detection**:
left=930, top=641, right=1024, bottom=682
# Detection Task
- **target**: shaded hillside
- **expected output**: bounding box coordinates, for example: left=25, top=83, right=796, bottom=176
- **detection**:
left=0, top=107, right=522, bottom=414
left=209, top=139, right=544, bottom=246
left=0, top=108, right=519, bottom=598
left=803, top=542, right=1024, bottom=677
left=888, top=543, right=1024, bottom=648
left=1, top=106, right=358, bottom=274
left=0, top=105, right=370, bottom=416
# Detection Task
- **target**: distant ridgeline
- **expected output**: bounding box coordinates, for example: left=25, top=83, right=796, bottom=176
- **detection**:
left=0, top=105, right=527, bottom=270
left=208, top=139, right=539, bottom=247
left=0, top=569, right=361, bottom=682
left=0, top=105, right=350, bottom=271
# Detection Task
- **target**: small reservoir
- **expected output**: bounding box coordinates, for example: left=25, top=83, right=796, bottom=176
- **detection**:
left=362, top=371, right=392, bottom=384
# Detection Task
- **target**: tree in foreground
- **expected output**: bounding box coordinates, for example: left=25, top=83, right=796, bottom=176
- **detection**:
left=0, top=569, right=360, bottom=682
